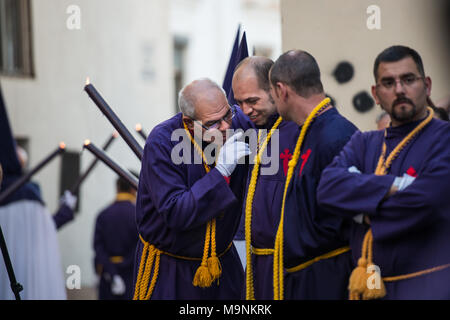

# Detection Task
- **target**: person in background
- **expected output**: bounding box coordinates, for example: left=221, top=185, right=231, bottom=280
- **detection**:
left=376, top=111, right=391, bottom=130
left=93, top=175, right=139, bottom=300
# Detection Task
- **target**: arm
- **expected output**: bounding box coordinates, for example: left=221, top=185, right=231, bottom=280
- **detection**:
left=371, top=148, right=450, bottom=241
left=142, top=135, right=237, bottom=231
left=317, top=131, right=396, bottom=218
left=53, top=204, right=74, bottom=230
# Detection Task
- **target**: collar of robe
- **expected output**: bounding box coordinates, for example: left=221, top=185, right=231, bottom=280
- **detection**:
left=385, top=111, right=431, bottom=139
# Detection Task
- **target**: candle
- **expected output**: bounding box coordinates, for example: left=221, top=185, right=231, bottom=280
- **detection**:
left=83, top=140, right=138, bottom=190
left=70, top=131, right=118, bottom=194
left=84, top=78, right=143, bottom=161
left=135, top=123, right=148, bottom=141
left=0, top=143, right=66, bottom=204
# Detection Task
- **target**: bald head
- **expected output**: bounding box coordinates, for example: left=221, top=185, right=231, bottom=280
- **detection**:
left=270, top=50, right=324, bottom=98
left=233, top=56, right=274, bottom=93
left=232, top=56, right=277, bottom=126
left=178, top=78, right=226, bottom=118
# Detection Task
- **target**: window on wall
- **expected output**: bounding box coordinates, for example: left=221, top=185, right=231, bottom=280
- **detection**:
left=173, top=36, right=188, bottom=114
left=0, top=0, right=34, bottom=77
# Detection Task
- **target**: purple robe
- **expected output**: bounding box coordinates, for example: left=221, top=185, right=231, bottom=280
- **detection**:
left=94, top=197, right=138, bottom=300
left=317, top=116, right=450, bottom=299
left=134, top=112, right=248, bottom=300
left=282, top=108, right=358, bottom=299
left=242, top=113, right=301, bottom=299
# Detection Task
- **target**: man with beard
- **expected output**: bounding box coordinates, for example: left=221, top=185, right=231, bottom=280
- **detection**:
left=133, top=78, right=250, bottom=299
left=231, top=56, right=301, bottom=299
left=317, top=45, right=450, bottom=299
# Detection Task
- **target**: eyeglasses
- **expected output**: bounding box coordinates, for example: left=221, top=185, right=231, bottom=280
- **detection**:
left=376, top=75, right=424, bottom=90
left=192, top=105, right=235, bottom=131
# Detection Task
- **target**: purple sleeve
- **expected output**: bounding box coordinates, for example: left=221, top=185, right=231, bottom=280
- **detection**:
left=317, top=131, right=395, bottom=217
left=143, top=137, right=237, bottom=231
left=53, top=204, right=74, bottom=230
left=372, top=145, right=450, bottom=241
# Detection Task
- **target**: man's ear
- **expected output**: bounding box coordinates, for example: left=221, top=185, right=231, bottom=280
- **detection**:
left=371, top=85, right=380, bottom=105
left=278, top=82, right=289, bottom=102
left=424, top=76, right=432, bottom=97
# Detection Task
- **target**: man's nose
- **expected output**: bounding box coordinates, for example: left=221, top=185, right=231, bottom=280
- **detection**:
left=394, top=79, right=406, bottom=95
left=242, top=104, right=253, bottom=116
left=218, top=119, right=231, bottom=132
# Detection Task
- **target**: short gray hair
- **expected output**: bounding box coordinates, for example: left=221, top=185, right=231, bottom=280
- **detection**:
left=178, top=78, right=226, bottom=118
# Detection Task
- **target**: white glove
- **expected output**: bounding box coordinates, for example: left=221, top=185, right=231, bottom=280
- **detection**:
left=60, top=190, right=77, bottom=210
left=348, top=167, right=363, bottom=223
left=215, top=131, right=251, bottom=177
left=393, top=173, right=416, bottom=191
left=348, top=166, right=361, bottom=174
left=111, top=275, right=126, bottom=296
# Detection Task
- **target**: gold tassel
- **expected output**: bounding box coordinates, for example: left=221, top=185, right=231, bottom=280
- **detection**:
left=207, top=256, right=222, bottom=281
left=192, top=262, right=213, bottom=288
left=362, top=264, right=386, bottom=300
left=348, top=257, right=369, bottom=297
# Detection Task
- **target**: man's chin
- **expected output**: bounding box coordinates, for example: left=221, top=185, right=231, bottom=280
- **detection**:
left=392, top=103, right=417, bottom=122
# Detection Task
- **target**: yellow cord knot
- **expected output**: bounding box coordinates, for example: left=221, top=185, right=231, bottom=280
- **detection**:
left=193, top=262, right=213, bottom=288
left=207, top=256, right=222, bottom=281
left=348, top=258, right=369, bottom=295
left=363, top=264, right=386, bottom=300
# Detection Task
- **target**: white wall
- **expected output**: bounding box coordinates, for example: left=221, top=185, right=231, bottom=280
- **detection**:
left=1, top=0, right=173, bottom=289
left=281, top=0, right=450, bottom=131
left=170, top=0, right=282, bottom=87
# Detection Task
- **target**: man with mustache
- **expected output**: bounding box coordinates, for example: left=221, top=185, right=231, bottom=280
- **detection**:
left=231, top=56, right=301, bottom=299
left=133, top=78, right=251, bottom=299
left=317, top=45, right=450, bottom=299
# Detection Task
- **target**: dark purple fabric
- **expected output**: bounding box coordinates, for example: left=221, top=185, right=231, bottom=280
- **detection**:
left=94, top=199, right=138, bottom=300
left=282, top=108, right=358, bottom=299
left=244, top=114, right=300, bottom=299
left=317, top=116, right=450, bottom=299
left=134, top=112, right=248, bottom=299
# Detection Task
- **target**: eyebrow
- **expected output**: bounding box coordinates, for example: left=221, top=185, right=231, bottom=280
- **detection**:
left=236, top=96, right=260, bottom=104
left=380, top=72, right=417, bottom=81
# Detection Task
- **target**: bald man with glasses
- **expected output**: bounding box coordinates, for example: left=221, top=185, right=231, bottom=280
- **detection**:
left=133, top=78, right=251, bottom=300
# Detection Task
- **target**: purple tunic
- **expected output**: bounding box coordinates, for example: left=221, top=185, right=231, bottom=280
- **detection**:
left=282, top=108, right=358, bottom=299
left=243, top=113, right=301, bottom=299
left=134, top=112, right=247, bottom=299
left=94, top=197, right=138, bottom=300
left=317, top=117, right=450, bottom=299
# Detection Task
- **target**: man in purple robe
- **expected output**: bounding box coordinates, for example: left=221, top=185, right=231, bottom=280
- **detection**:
left=231, top=56, right=300, bottom=299
left=317, top=45, right=450, bottom=299
left=269, top=50, right=358, bottom=299
left=93, top=176, right=139, bottom=300
left=133, top=78, right=251, bottom=299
